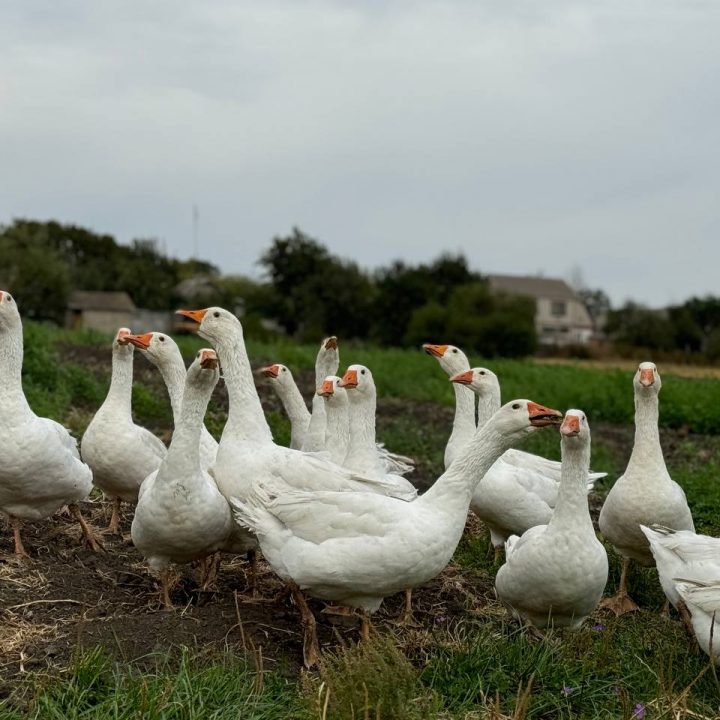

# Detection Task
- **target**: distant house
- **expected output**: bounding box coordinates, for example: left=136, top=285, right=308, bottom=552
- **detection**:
left=66, top=291, right=137, bottom=333
left=487, top=274, right=594, bottom=346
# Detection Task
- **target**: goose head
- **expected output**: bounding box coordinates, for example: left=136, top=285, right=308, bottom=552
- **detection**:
left=560, top=408, right=590, bottom=443
left=493, top=399, right=563, bottom=439
left=113, top=327, right=133, bottom=357
left=449, top=366, right=499, bottom=397
left=634, top=361, right=661, bottom=395
left=318, top=375, right=348, bottom=408
left=187, top=348, right=220, bottom=388
left=259, top=363, right=295, bottom=389
left=175, top=306, right=241, bottom=346
left=423, top=343, right=470, bottom=377
left=338, top=364, right=374, bottom=399
left=316, top=336, right=340, bottom=377
left=0, top=291, right=22, bottom=333
left=125, top=331, right=180, bottom=368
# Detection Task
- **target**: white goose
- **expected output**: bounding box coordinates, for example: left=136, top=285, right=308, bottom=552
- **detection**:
left=599, top=362, right=695, bottom=614
left=495, top=410, right=608, bottom=629
left=450, top=367, right=596, bottom=555
left=131, top=349, right=232, bottom=607
left=301, top=336, right=340, bottom=452
left=317, top=376, right=349, bottom=465
left=0, top=290, right=97, bottom=555
left=232, top=398, right=562, bottom=666
left=125, top=331, right=218, bottom=469
left=675, top=581, right=720, bottom=663
left=260, top=363, right=311, bottom=450
left=640, top=525, right=720, bottom=624
left=81, top=328, right=167, bottom=533
left=339, top=364, right=416, bottom=498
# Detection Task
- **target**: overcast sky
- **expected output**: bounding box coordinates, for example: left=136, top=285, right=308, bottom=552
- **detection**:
left=1, top=1, right=718, bottom=307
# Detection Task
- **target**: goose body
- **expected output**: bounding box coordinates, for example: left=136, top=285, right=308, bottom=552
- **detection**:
left=641, top=525, right=720, bottom=608
left=0, top=291, right=93, bottom=552
left=599, top=363, right=694, bottom=566
left=495, top=410, right=608, bottom=629
left=232, top=399, right=563, bottom=613
left=675, top=581, right=720, bottom=663
left=125, top=331, right=218, bottom=469
left=81, top=329, right=167, bottom=504
left=131, top=350, right=232, bottom=591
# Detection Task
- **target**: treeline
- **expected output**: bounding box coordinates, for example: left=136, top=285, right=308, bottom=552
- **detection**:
left=1, top=221, right=536, bottom=357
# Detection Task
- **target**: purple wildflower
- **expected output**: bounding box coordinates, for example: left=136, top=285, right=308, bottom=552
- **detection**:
left=632, top=703, right=646, bottom=719
left=561, top=686, right=575, bottom=697
left=434, top=615, right=446, bottom=624
left=592, top=623, right=605, bottom=631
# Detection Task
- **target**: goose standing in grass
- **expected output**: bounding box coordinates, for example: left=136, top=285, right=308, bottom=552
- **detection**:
left=675, top=581, right=720, bottom=663
left=260, top=363, right=310, bottom=450
left=232, top=398, right=562, bottom=666
left=495, top=410, right=608, bottom=629
left=450, top=367, right=597, bottom=556
left=125, top=331, right=218, bottom=469
left=0, top=290, right=97, bottom=555
left=599, top=362, right=695, bottom=615
left=174, top=308, right=416, bottom=604
left=131, top=349, right=232, bottom=608
left=81, top=328, right=167, bottom=533
left=640, top=525, right=720, bottom=626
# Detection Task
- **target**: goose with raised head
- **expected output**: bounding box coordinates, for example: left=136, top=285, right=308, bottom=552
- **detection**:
left=232, top=398, right=562, bottom=666
left=81, top=328, right=168, bottom=533
left=131, top=349, right=232, bottom=607
left=317, top=376, right=349, bottom=465
left=640, top=525, right=720, bottom=626
left=260, top=363, right=311, bottom=450
left=125, top=331, right=218, bottom=470
left=339, top=364, right=416, bottom=499
left=0, top=290, right=97, bottom=555
left=495, top=410, right=608, bottom=629
left=301, top=336, right=339, bottom=452
left=450, top=367, right=596, bottom=555
left=675, top=581, right=720, bottom=663
left=599, top=362, right=695, bottom=615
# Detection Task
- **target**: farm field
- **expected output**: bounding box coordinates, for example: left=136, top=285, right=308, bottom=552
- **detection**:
left=2, top=324, right=720, bottom=719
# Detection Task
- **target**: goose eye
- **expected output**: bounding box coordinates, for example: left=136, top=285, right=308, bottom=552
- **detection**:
left=6, top=295, right=12, bottom=302
left=159, top=336, right=165, bottom=342
left=282, top=367, right=287, bottom=372
left=213, top=311, right=220, bottom=318
left=360, top=369, right=366, bottom=375
left=512, top=403, right=520, bottom=410
left=479, top=371, right=486, bottom=375
left=452, top=349, right=457, bottom=353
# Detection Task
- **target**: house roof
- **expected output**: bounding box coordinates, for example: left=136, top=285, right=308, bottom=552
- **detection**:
left=68, top=291, right=136, bottom=312
left=487, top=274, right=578, bottom=301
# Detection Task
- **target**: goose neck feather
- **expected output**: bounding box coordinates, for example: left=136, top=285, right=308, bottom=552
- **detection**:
left=157, top=354, right=188, bottom=420
left=626, top=392, right=665, bottom=478
left=0, top=326, right=32, bottom=421
left=101, top=344, right=134, bottom=416
left=547, top=435, right=594, bottom=533
left=344, top=386, right=383, bottom=475
left=476, top=380, right=501, bottom=427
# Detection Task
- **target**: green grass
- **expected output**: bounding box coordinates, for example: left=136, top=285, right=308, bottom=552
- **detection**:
left=7, top=323, right=720, bottom=719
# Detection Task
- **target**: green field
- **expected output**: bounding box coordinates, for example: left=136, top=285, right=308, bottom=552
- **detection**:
left=2, top=324, right=720, bottom=719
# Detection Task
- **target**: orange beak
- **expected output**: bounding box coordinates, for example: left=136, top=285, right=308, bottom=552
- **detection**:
left=450, top=370, right=474, bottom=385
left=125, top=332, right=153, bottom=350
left=324, top=336, right=338, bottom=350
left=261, top=364, right=280, bottom=379
left=199, top=349, right=218, bottom=370
left=423, top=343, right=448, bottom=358
left=639, top=368, right=655, bottom=387
left=339, top=369, right=358, bottom=389
left=527, top=401, right=563, bottom=427
left=116, top=328, right=132, bottom=345
left=176, top=308, right=208, bottom=324
left=318, top=379, right=335, bottom=397
left=560, top=414, right=581, bottom=437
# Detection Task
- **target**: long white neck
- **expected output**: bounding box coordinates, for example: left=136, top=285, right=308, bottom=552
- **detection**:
left=157, top=353, right=187, bottom=421
left=0, top=326, right=32, bottom=419
left=476, top=381, right=502, bottom=427
left=316, top=353, right=339, bottom=387
left=161, top=374, right=213, bottom=479
left=548, top=437, right=594, bottom=532
left=215, top=332, right=272, bottom=444
left=626, top=391, right=666, bottom=477
left=344, top=389, right=383, bottom=476
left=301, top=393, right=327, bottom=452
left=101, top=345, right=134, bottom=417
left=420, top=420, right=525, bottom=517
left=325, top=397, right=350, bottom=465
left=277, top=381, right=311, bottom=438
left=451, top=382, right=477, bottom=438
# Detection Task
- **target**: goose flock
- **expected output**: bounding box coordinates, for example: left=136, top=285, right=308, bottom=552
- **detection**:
left=1, top=290, right=719, bottom=668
